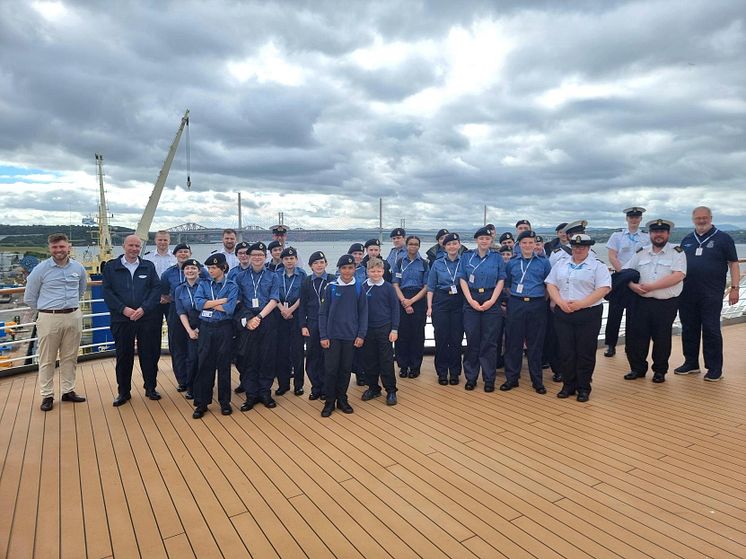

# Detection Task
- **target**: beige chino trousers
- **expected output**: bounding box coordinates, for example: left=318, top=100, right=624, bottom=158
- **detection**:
left=36, top=310, right=83, bottom=397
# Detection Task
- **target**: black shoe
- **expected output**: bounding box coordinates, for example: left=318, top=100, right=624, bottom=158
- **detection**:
left=185, top=391, right=194, bottom=400
left=386, top=392, right=397, bottom=406
left=552, top=373, right=562, bottom=383
left=652, top=373, right=666, bottom=383
left=261, top=396, right=277, bottom=409
left=449, top=377, right=459, bottom=385
left=438, top=377, right=448, bottom=385
left=465, top=381, right=476, bottom=391
left=112, top=393, right=131, bottom=407
left=623, top=371, right=646, bottom=380
left=337, top=400, right=354, bottom=414
left=145, top=390, right=161, bottom=401
left=320, top=393, right=327, bottom=401
left=40, top=397, right=54, bottom=412
left=499, top=381, right=518, bottom=391
left=361, top=388, right=381, bottom=401
left=176, top=385, right=187, bottom=392
left=604, top=345, right=616, bottom=357
left=240, top=397, right=257, bottom=412
left=399, top=369, right=409, bottom=378
left=557, top=387, right=576, bottom=399
left=534, top=386, right=547, bottom=395
left=674, top=363, right=701, bottom=375
left=309, top=392, right=320, bottom=401
left=294, top=387, right=304, bottom=396
left=221, top=405, right=232, bottom=415
left=484, top=383, right=495, bottom=393
left=192, top=407, right=206, bottom=419
left=234, top=385, right=245, bottom=394
left=321, top=402, right=335, bottom=417
left=61, top=391, right=86, bottom=403
left=275, top=387, right=289, bottom=396
left=541, top=362, right=550, bottom=370
left=576, top=390, right=590, bottom=402
left=408, top=370, right=420, bottom=378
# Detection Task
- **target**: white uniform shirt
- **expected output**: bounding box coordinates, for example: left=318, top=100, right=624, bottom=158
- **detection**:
left=218, top=249, right=240, bottom=270
left=144, top=251, right=177, bottom=278
left=549, top=244, right=572, bottom=267
left=623, top=243, right=686, bottom=300
left=545, top=254, right=611, bottom=306
left=606, top=228, right=650, bottom=269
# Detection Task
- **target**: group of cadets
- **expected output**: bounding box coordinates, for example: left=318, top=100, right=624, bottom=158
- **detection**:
left=134, top=207, right=732, bottom=420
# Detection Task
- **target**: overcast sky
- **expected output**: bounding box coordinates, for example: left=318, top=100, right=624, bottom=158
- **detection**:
left=1, top=0, right=744, bottom=233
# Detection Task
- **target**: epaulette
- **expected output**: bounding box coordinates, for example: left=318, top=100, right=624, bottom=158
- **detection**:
left=552, top=247, right=562, bottom=253
left=616, top=228, right=624, bottom=232
left=636, top=247, right=644, bottom=253
left=674, top=246, right=683, bottom=253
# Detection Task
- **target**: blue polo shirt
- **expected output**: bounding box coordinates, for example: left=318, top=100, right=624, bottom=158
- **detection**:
left=277, top=268, right=306, bottom=304
left=458, top=250, right=506, bottom=290
left=680, top=227, right=738, bottom=294
left=235, top=267, right=280, bottom=309
left=175, top=280, right=201, bottom=327
left=392, top=253, right=429, bottom=289
left=161, top=263, right=210, bottom=298
left=194, top=278, right=239, bottom=322
left=427, top=255, right=462, bottom=292
left=505, top=254, right=552, bottom=298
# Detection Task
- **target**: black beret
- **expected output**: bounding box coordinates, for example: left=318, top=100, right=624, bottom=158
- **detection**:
left=498, top=245, right=512, bottom=254
left=515, top=219, right=531, bottom=228
left=337, top=254, right=355, bottom=267
left=308, top=251, right=326, bottom=265
left=234, top=241, right=250, bottom=254
left=442, top=232, right=460, bottom=244
left=555, top=222, right=568, bottom=232
left=348, top=243, right=364, bottom=254
left=390, top=228, right=405, bottom=238
left=204, top=253, right=227, bottom=267
left=280, top=246, right=298, bottom=259
left=474, top=226, right=492, bottom=239
left=364, top=238, right=381, bottom=248
left=517, top=230, right=536, bottom=242
left=499, top=232, right=514, bottom=243
left=248, top=242, right=267, bottom=253
left=182, top=258, right=201, bottom=268
left=535, top=235, right=543, bottom=243
left=172, top=243, right=191, bottom=254
left=435, top=228, right=449, bottom=241
left=267, top=240, right=282, bottom=251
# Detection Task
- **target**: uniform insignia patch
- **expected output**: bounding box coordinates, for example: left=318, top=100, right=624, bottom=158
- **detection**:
left=636, top=247, right=644, bottom=253
left=674, top=246, right=683, bottom=252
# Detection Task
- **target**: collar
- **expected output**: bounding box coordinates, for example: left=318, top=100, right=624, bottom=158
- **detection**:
left=121, top=255, right=140, bottom=266
left=156, top=249, right=171, bottom=256
left=366, top=278, right=385, bottom=286
left=337, top=276, right=356, bottom=286
left=694, top=226, right=716, bottom=238
left=569, top=254, right=594, bottom=267
left=312, top=272, right=329, bottom=280
left=50, top=257, right=71, bottom=268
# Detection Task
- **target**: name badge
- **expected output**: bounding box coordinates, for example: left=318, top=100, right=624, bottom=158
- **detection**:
left=251, top=298, right=260, bottom=308
left=516, top=283, right=524, bottom=294
left=449, top=285, right=457, bottom=294
left=200, top=310, right=213, bottom=318
left=395, top=272, right=402, bottom=279
left=469, top=274, right=475, bottom=283
left=695, top=248, right=703, bottom=256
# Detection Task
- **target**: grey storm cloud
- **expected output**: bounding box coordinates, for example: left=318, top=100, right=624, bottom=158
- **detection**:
left=0, top=0, right=744, bottom=231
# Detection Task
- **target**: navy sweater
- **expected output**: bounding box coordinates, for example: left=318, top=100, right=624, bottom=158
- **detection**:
left=319, top=280, right=368, bottom=341
left=365, top=281, right=400, bottom=330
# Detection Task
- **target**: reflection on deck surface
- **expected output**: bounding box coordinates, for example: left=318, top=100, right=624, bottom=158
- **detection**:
left=1, top=325, right=745, bottom=558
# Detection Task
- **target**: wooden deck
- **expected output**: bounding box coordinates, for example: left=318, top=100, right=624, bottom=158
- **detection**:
left=1, top=326, right=745, bottom=559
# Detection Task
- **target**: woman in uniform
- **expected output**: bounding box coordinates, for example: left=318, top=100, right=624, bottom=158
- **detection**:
left=274, top=247, right=307, bottom=396
left=174, top=258, right=203, bottom=400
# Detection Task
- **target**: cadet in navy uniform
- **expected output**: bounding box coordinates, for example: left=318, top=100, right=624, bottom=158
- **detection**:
left=357, top=239, right=392, bottom=283
left=300, top=251, right=335, bottom=400
left=426, top=229, right=450, bottom=264
left=623, top=219, right=686, bottom=383
left=499, top=232, right=515, bottom=252
left=604, top=207, right=650, bottom=357
left=319, top=254, right=368, bottom=417
left=103, top=235, right=163, bottom=406
left=458, top=226, right=507, bottom=392
left=386, top=227, right=407, bottom=269
left=676, top=206, right=740, bottom=381
left=545, top=234, right=611, bottom=402
left=392, top=236, right=429, bottom=378
left=495, top=245, right=513, bottom=369
left=192, top=254, right=239, bottom=418
left=544, top=223, right=568, bottom=254
left=348, top=242, right=366, bottom=385
left=549, top=220, right=587, bottom=267
left=502, top=231, right=553, bottom=393
left=361, top=257, right=400, bottom=405
left=227, top=241, right=252, bottom=281
left=266, top=240, right=284, bottom=273
left=275, top=247, right=307, bottom=396
left=174, top=258, right=203, bottom=399
left=160, top=243, right=209, bottom=391
left=427, top=233, right=465, bottom=385
left=234, top=242, right=281, bottom=410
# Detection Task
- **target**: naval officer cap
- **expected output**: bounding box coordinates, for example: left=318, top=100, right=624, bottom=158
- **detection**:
left=364, top=238, right=381, bottom=248
left=271, top=224, right=289, bottom=234
left=516, top=230, right=537, bottom=242
left=234, top=241, right=250, bottom=254
left=435, top=228, right=450, bottom=241
left=515, top=219, right=531, bottom=228
left=474, top=226, right=492, bottom=239
left=248, top=241, right=267, bottom=254
left=280, top=246, right=298, bottom=259
left=182, top=258, right=202, bottom=269
left=172, top=243, right=191, bottom=254
left=499, top=232, right=514, bottom=243
left=563, top=220, right=588, bottom=236
left=624, top=206, right=646, bottom=217
left=442, top=232, right=460, bottom=244
left=337, top=254, right=355, bottom=267
left=390, top=228, right=405, bottom=238
left=205, top=253, right=227, bottom=267
left=267, top=240, right=282, bottom=251
left=308, top=251, right=326, bottom=265
left=555, top=222, right=568, bottom=232
left=348, top=243, right=364, bottom=254
left=569, top=233, right=596, bottom=246
left=646, top=218, right=674, bottom=231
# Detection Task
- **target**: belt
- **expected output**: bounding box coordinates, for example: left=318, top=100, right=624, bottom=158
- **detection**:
left=470, top=287, right=494, bottom=294
left=512, top=296, right=544, bottom=302
left=38, top=308, right=78, bottom=314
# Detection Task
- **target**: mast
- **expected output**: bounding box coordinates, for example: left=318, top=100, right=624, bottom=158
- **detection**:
left=135, top=109, right=190, bottom=248
left=95, top=153, right=113, bottom=263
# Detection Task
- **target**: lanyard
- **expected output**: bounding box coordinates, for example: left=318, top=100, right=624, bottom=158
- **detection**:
left=400, top=255, right=417, bottom=275
left=209, top=280, right=227, bottom=300
left=519, top=256, right=534, bottom=284
left=694, top=228, right=718, bottom=248
left=468, top=252, right=488, bottom=276
left=282, top=273, right=297, bottom=301
left=568, top=261, right=586, bottom=271
left=313, top=276, right=327, bottom=304
left=186, top=283, right=196, bottom=309
left=444, top=257, right=459, bottom=283
left=250, top=270, right=265, bottom=299
left=365, top=282, right=377, bottom=296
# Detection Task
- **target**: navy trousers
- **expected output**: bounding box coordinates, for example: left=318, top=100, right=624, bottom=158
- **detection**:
left=462, top=288, right=501, bottom=385
left=554, top=305, right=603, bottom=392
left=305, top=320, right=325, bottom=396
left=276, top=313, right=305, bottom=391
left=167, top=305, right=189, bottom=387
left=193, top=320, right=233, bottom=408
left=111, top=318, right=161, bottom=396
left=395, top=287, right=427, bottom=373
left=363, top=325, right=397, bottom=393
left=323, top=339, right=354, bottom=404
left=431, top=290, right=464, bottom=380
left=625, top=296, right=679, bottom=376
left=238, top=311, right=277, bottom=400
left=679, top=290, right=723, bottom=373
left=504, top=297, right=547, bottom=387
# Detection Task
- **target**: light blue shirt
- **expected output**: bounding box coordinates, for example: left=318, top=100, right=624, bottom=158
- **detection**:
left=23, top=257, right=87, bottom=310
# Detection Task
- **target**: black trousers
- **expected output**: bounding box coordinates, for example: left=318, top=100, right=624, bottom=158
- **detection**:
left=604, top=298, right=625, bottom=347
left=238, top=312, right=277, bottom=399
left=167, top=305, right=189, bottom=387
left=276, top=314, right=305, bottom=391
left=363, top=325, right=397, bottom=393
left=305, top=320, right=325, bottom=396
left=679, top=290, right=724, bottom=373
left=504, top=297, right=547, bottom=387
left=431, top=290, right=464, bottom=380
left=111, top=318, right=161, bottom=396
left=395, top=288, right=427, bottom=373
left=625, top=296, right=679, bottom=376
left=323, top=339, right=354, bottom=403
left=462, top=289, right=501, bottom=385
left=554, top=305, right=603, bottom=392
left=542, top=301, right=560, bottom=373
left=185, top=336, right=198, bottom=391
left=193, top=320, right=233, bottom=408
left=495, top=302, right=507, bottom=368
